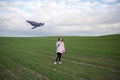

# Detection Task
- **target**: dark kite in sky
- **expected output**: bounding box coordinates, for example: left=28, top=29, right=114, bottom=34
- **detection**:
left=26, top=20, right=44, bottom=29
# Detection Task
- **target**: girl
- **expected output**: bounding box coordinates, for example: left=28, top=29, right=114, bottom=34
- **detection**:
left=54, top=37, right=65, bottom=64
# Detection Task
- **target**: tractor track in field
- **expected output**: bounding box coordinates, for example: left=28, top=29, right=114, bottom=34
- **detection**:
left=18, top=49, right=89, bottom=80
left=19, top=48, right=120, bottom=73
left=0, top=63, right=20, bottom=80
left=0, top=53, right=51, bottom=80
left=66, top=58, right=120, bottom=73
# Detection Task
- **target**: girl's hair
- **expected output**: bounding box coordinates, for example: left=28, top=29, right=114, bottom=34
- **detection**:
left=58, top=37, right=63, bottom=41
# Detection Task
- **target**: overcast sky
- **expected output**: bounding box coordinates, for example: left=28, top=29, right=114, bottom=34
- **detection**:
left=0, top=0, right=120, bottom=37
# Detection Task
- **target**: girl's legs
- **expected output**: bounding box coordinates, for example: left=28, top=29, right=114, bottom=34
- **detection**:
left=58, top=53, right=62, bottom=61
left=56, top=52, right=62, bottom=62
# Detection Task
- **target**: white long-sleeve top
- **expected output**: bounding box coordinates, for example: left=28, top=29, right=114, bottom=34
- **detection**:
left=56, top=41, right=65, bottom=53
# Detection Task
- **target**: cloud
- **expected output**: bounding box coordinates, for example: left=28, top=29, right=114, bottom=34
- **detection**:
left=0, top=0, right=120, bottom=36
left=103, top=0, right=118, bottom=3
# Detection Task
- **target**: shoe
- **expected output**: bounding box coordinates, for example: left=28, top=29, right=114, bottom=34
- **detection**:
left=54, top=62, right=57, bottom=64
left=58, top=62, right=62, bottom=64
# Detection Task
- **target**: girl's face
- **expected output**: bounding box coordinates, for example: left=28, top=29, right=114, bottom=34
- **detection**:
left=60, top=37, right=62, bottom=41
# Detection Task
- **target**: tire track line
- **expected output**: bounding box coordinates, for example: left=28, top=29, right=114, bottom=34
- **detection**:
left=20, top=48, right=120, bottom=73
left=0, top=53, right=51, bottom=80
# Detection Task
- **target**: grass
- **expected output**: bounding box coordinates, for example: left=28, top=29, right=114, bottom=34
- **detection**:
left=0, top=34, right=120, bottom=80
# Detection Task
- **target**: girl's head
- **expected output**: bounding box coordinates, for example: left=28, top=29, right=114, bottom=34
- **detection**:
left=58, top=37, right=63, bottom=41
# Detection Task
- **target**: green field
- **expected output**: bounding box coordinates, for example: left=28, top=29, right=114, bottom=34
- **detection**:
left=0, top=34, right=120, bottom=80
